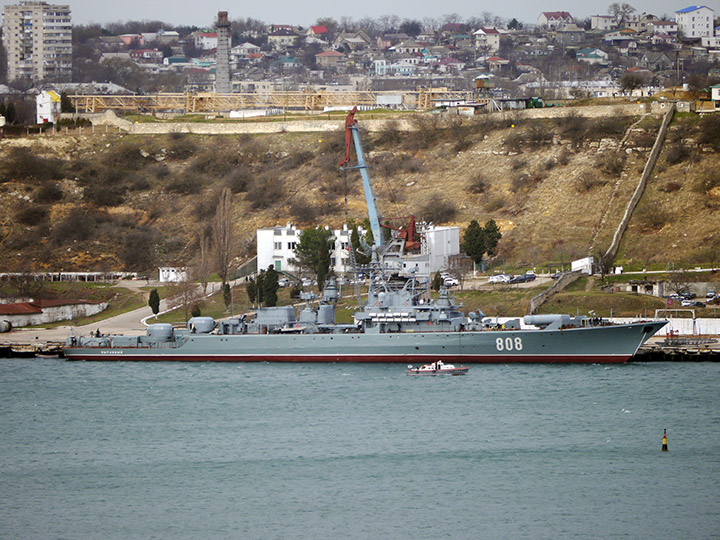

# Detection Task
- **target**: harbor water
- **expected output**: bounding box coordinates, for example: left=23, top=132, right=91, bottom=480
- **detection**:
left=1, top=359, right=718, bottom=539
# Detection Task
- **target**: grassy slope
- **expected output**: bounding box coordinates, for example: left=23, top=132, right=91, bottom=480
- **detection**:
left=1, top=110, right=718, bottom=283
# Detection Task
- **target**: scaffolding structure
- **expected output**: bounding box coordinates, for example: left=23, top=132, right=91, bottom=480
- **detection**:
left=68, top=88, right=474, bottom=115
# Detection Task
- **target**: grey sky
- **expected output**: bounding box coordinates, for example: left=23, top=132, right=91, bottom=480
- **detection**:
left=1, top=0, right=717, bottom=27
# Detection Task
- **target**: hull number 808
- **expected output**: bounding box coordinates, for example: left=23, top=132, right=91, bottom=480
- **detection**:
left=496, top=337, right=523, bottom=351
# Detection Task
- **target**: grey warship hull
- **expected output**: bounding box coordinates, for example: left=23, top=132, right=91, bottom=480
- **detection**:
left=63, top=320, right=665, bottom=363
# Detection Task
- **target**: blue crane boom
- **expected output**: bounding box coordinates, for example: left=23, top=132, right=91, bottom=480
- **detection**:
left=338, top=107, right=384, bottom=248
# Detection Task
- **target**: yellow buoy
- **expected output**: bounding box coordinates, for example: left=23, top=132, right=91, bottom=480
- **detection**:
left=662, top=428, right=668, bottom=451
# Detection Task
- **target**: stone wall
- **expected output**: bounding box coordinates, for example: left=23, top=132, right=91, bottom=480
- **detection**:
left=4, top=302, right=107, bottom=328
left=83, top=103, right=653, bottom=136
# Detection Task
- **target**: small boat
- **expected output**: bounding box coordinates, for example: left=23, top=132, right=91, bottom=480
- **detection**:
left=406, top=361, right=469, bottom=375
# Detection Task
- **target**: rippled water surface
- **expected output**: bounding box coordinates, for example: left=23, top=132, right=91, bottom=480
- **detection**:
left=1, top=360, right=718, bottom=539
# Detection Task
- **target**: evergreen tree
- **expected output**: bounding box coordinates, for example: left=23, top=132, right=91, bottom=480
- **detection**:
left=6, top=102, right=16, bottom=124
left=246, top=278, right=257, bottom=304
left=262, top=265, right=279, bottom=307
left=223, top=283, right=231, bottom=311
left=483, top=219, right=502, bottom=256
left=148, top=288, right=160, bottom=318
left=60, top=92, right=75, bottom=113
left=463, top=220, right=486, bottom=265
left=290, top=226, right=334, bottom=290
left=432, top=272, right=443, bottom=291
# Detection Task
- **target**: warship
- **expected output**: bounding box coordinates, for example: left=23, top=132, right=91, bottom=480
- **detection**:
left=62, top=108, right=666, bottom=363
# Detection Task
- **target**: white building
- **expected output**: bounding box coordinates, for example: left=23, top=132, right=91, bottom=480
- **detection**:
left=36, top=90, right=61, bottom=123
left=571, top=256, right=594, bottom=275
left=158, top=267, right=190, bottom=282
left=256, top=224, right=460, bottom=277
left=537, top=11, right=574, bottom=29
left=2, top=1, right=72, bottom=82
left=425, top=226, right=460, bottom=273
left=193, top=32, right=218, bottom=50
left=675, top=5, right=714, bottom=38
left=473, top=28, right=501, bottom=53
left=591, top=15, right=616, bottom=31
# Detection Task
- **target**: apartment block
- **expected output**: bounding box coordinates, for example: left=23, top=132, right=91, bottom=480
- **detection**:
left=2, top=1, right=72, bottom=82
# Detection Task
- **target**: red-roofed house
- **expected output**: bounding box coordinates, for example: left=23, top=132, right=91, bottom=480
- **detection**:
left=486, top=56, right=510, bottom=72
left=307, top=25, right=328, bottom=38
left=473, top=28, right=501, bottom=53
left=194, top=32, right=219, bottom=50
left=315, top=49, right=345, bottom=68
left=537, top=11, right=574, bottom=29
left=129, top=49, right=164, bottom=64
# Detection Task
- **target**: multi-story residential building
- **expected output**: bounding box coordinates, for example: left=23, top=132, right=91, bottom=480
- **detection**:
left=675, top=5, right=714, bottom=38
left=591, top=15, right=616, bottom=31
left=537, top=11, right=574, bottom=29
left=2, top=1, right=71, bottom=82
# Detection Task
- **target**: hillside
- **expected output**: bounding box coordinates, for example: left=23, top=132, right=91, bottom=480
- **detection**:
left=0, top=110, right=719, bottom=276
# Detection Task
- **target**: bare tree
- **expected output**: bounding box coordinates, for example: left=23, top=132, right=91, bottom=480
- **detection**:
left=196, top=231, right=212, bottom=295
left=608, top=2, right=636, bottom=27
left=168, top=268, right=201, bottom=323
left=212, top=187, right=234, bottom=287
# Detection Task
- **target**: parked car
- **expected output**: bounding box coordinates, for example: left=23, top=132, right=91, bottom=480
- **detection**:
left=278, top=278, right=290, bottom=287
left=444, top=277, right=459, bottom=287
left=301, top=278, right=313, bottom=287
left=679, top=292, right=696, bottom=299
left=707, top=289, right=716, bottom=298
left=681, top=299, right=705, bottom=307
left=489, top=274, right=512, bottom=284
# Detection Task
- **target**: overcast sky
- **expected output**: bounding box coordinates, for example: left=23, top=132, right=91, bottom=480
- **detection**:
left=1, top=0, right=717, bottom=27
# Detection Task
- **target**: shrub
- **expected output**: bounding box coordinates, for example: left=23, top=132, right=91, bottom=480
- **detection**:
left=51, top=210, right=97, bottom=244
left=503, top=130, right=525, bottom=153
left=148, top=163, right=170, bottom=179
left=511, top=173, right=537, bottom=193
left=693, top=169, right=720, bottom=194
left=125, top=173, right=151, bottom=191
left=405, top=114, right=443, bottom=150
left=246, top=175, right=284, bottom=209
left=511, top=157, right=527, bottom=171
left=485, top=193, right=507, bottom=212
left=559, top=112, right=587, bottom=146
left=557, top=149, right=572, bottom=166
left=467, top=174, right=487, bottom=194
left=574, top=172, right=608, bottom=192
left=165, top=174, right=206, bottom=195
left=102, top=141, right=149, bottom=170
left=374, top=119, right=403, bottom=147
left=596, top=152, right=626, bottom=176
left=167, top=135, right=197, bottom=159
left=282, top=150, right=314, bottom=170
left=634, top=201, right=672, bottom=231
left=1, top=147, right=65, bottom=182
left=698, top=114, right=720, bottom=151
left=664, top=143, right=690, bottom=165
left=289, top=197, right=318, bottom=223
left=421, top=193, right=457, bottom=224
left=224, top=169, right=252, bottom=193
left=661, top=181, right=682, bottom=193
left=592, top=116, right=631, bottom=139
left=35, top=182, right=63, bottom=203
left=84, top=184, right=126, bottom=206
left=119, top=228, right=158, bottom=270
left=15, top=204, right=48, bottom=225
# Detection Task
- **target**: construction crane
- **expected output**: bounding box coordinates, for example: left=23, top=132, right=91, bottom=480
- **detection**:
left=338, top=106, right=384, bottom=248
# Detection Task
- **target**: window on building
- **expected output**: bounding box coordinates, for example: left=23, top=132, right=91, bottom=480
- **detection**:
left=274, top=242, right=282, bottom=250
left=288, top=242, right=296, bottom=250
